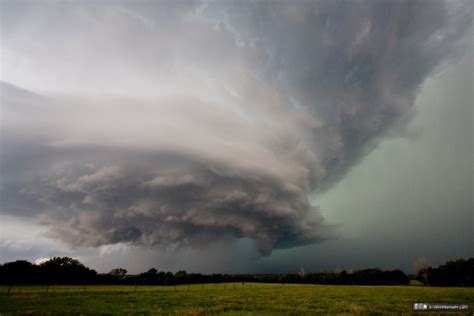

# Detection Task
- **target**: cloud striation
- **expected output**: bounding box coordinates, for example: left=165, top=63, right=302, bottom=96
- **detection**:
left=0, top=0, right=471, bottom=255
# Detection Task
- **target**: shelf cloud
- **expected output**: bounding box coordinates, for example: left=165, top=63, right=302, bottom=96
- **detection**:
left=0, top=0, right=471, bottom=255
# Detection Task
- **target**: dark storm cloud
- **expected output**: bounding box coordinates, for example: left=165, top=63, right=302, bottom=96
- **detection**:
left=204, top=0, right=472, bottom=189
left=0, top=0, right=471, bottom=255
left=1, top=82, right=328, bottom=254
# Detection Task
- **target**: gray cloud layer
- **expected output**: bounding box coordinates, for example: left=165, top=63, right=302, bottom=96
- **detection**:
left=1, top=0, right=471, bottom=255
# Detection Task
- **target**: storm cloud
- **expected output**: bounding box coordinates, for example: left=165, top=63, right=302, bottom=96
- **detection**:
left=0, top=0, right=471, bottom=256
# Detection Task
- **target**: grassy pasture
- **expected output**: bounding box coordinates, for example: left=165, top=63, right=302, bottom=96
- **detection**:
left=0, top=283, right=472, bottom=314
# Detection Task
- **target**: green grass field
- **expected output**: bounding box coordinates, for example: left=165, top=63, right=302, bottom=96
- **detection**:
left=0, top=283, right=472, bottom=314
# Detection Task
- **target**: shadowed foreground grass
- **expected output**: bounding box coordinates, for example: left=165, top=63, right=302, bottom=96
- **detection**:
left=0, top=283, right=472, bottom=314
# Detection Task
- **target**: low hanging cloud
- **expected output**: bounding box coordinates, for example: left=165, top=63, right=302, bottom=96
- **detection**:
left=0, top=0, right=471, bottom=255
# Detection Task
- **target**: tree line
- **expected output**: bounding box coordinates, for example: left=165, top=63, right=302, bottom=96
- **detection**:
left=0, top=257, right=471, bottom=286
left=416, top=258, right=473, bottom=287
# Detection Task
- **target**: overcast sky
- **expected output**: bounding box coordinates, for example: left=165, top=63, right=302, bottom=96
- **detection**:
left=0, top=0, right=472, bottom=274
